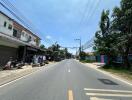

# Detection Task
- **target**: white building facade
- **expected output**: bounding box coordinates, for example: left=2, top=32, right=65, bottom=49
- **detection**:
left=0, top=11, right=41, bottom=67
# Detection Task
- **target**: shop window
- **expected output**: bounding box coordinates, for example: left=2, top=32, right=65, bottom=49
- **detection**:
left=4, top=21, right=7, bottom=27
left=25, top=34, right=28, bottom=38
left=13, top=29, right=17, bottom=37
left=29, top=36, right=31, bottom=41
left=8, top=24, right=12, bottom=30
left=21, top=32, right=25, bottom=36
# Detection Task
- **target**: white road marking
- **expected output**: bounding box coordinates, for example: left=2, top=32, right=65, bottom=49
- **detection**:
left=85, top=88, right=132, bottom=98
left=84, top=88, right=132, bottom=94
left=86, top=93, right=132, bottom=97
left=90, top=97, right=116, bottom=100
left=68, top=69, right=71, bottom=72
left=67, top=62, right=71, bottom=72
left=90, top=97, right=99, bottom=100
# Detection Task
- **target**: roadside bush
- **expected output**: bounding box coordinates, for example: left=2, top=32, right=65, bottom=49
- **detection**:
left=80, top=59, right=96, bottom=63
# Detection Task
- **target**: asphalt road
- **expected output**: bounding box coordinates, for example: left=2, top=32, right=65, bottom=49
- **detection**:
left=0, top=59, right=132, bottom=100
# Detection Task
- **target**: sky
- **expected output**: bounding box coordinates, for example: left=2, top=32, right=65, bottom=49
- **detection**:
left=0, top=0, right=121, bottom=54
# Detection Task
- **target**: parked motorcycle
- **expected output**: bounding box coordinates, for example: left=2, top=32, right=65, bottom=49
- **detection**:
left=3, top=59, right=24, bottom=70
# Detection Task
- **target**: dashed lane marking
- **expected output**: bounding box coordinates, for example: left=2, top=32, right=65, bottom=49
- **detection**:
left=68, top=69, right=71, bottom=72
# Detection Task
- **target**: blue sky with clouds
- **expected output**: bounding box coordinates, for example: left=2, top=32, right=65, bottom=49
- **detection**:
left=0, top=0, right=121, bottom=54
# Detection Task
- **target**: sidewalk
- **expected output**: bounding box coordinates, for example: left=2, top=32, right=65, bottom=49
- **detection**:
left=0, top=62, right=55, bottom=86
left=85, top=62, right=105, bottom=68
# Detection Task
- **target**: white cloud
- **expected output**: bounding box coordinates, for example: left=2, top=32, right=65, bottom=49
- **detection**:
left=46, top=35, right=52, bottom=40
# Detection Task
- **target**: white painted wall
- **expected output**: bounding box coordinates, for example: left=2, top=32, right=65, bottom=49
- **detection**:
left=0, top=12, right=39, bottom=47
left=0, top=13, right=13, bottom=36
left=29, top=35, right=37, bottom=46
left=20, top=30, right=28, bottom=42
left=20, top=30, right=37, bottom=46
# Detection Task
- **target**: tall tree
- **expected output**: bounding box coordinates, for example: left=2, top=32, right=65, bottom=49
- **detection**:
left=100, top=10, right=110, bottom=37
left=48, top=43, right=60, bottom=51
left=94, top=10, right=116, bottom=65
left=112, top=0, right=132, bottom=69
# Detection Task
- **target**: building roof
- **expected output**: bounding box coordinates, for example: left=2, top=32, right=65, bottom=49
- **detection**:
left=0, top=11, right=41, bottom=40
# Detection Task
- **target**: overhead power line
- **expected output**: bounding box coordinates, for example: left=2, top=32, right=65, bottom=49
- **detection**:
left=60, top=46, right=79, bottom=49
left=0, top=1, right=37, bottom=35
left=0, top=0, right=54, bottom=45
left=86, top=0, right=100, bottom=24
left=2, top=0, right=33, bottom=24
left=82, top=37, right=95, bottom=50
left=1, top=0, right=42, bottom=35
left=78, top=0, right=101, bottom=50
left=78, top=0, right=92, bottom=29
left=0, top=2, right=30, bottom=29
left=77, top=0, right=101, bottom=32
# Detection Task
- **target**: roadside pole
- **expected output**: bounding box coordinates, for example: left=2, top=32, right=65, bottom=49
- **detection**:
left=74, top=38, right=82, bottom=60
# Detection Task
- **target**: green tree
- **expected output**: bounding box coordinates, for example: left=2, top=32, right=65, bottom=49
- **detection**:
left=100, top=10, right=110, bottom=37
left=94, top=10, right=116, bottom=65
left=40, top=44, right=45, bottom=49
left=80, top=51, right=87, bottom=60
left=112, top=0, right=132, bottom=69
left=48, top=43, right=60, bottom=51
left=47, top=43, right=60, bottom=60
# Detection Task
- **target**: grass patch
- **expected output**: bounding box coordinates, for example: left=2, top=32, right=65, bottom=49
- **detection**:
left=80, top=59, right=96, bottom=63
left=100, top=67, right=132, bottom=82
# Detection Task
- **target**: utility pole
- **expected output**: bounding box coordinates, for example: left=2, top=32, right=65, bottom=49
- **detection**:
left=74, top=38, right=82, bottom=59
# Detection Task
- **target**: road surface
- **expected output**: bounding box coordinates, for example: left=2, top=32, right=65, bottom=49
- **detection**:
left=0, top=59, right=132, bottom=100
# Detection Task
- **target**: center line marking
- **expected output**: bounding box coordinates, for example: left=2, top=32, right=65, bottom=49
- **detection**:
left=68, top=90, right=74, bottom=100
